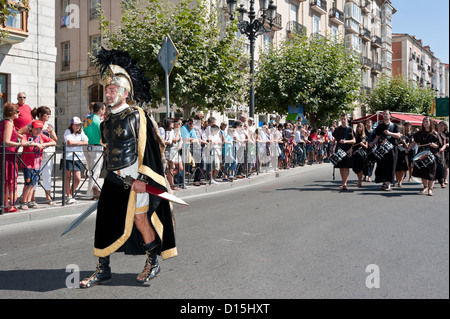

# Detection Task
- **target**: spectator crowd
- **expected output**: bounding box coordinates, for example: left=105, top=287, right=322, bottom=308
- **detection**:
left=1, top=93, right=449, bottom=213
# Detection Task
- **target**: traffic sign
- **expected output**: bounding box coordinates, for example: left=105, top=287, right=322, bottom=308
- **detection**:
left=158, top=35, right=179, bottom=76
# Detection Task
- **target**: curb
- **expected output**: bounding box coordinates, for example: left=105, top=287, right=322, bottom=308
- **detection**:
left=0, top=163, right=330, bottom=227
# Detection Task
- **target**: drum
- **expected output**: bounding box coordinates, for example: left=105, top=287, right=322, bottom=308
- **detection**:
left=412, top=150, right=435, bottom=169
left=329, top=148, right=347, bottom=166
left=374, top=140, right=393, bottom=160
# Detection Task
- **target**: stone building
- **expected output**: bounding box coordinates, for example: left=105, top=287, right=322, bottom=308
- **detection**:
left=54, top=0, right=396, bottom=127
left=0, top=0, right=56, bottom=125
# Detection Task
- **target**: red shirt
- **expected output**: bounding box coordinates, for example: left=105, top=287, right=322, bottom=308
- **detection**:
left=21, top=132, right=52, bottom=169
left=14, top=104, right=33, bottom=131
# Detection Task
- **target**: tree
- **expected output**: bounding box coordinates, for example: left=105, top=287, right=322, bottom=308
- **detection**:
left=255, top=34, right=361, bottom=127
left=98, top=0, right=247, bottom=117
left=365, top=75, right=435, bottom=115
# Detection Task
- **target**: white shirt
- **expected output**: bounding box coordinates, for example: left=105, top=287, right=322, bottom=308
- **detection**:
left=64, top=129, right=89, bottom=160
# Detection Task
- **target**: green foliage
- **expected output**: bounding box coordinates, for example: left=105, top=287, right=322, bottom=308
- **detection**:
left=255, top=34, right=361, bottom=126
left=97, top=0, right=247, bottom=116
left=365, top=75, right=435, bottom=115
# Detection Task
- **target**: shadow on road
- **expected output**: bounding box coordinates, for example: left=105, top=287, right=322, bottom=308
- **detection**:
left=274, top=180, right=425, bottom=197
left=0, top=270, right=154, bottom=292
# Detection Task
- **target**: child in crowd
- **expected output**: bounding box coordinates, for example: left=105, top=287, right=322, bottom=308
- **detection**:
left=20, top=120, right=56, bottom=210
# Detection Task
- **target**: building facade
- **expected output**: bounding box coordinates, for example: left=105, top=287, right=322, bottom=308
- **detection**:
left=392, top=33, right=449, bottom=98
left=0, top=0, right=56, bottom=123
left=54, top=0, right=396, bottom=127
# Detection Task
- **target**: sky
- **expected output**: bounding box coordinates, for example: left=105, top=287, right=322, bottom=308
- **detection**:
left=392, top=0, right=449, bottom=63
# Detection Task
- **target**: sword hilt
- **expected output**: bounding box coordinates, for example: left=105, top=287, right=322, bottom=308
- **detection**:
left=123, top=175, right=135, bottom=189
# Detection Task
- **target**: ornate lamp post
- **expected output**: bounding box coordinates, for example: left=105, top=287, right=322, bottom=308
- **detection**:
left=226, top=0, right=277, bottom=118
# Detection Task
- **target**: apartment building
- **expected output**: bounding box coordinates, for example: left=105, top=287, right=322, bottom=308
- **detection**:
left=392, top=33, right=449, bottom=98
left=54, top=0, right=395, bottom=127
left=0, top=0, right=56, bottom=121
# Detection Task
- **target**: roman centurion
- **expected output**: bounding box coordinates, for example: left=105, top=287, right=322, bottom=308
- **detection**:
left=79, top=48, right=177, bottom=288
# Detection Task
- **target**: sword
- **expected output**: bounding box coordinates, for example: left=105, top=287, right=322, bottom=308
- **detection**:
left=60, top=201, right=98, bottom=237
left=121, top=175, right=188, bottom=206
left=60, top=175, right=188, bottom=236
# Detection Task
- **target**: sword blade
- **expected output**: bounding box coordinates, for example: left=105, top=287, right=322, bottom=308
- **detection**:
left=122, top=175, right=188, bottom=206
left=145, top=183, right=188, bottom=206
left=145, top=184, right=189, bottom=206
left=60, top=201, right=98, bottom=237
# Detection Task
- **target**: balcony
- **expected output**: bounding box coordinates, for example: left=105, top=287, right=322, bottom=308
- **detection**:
left=360, top=26, right=371, bottom=42
left=345, top=18, right=360, bottom=34
left=361, top=56, right=372, bottom=69
left=286, top=21, right=307, bottom=38
left=310, top=0, right=327, bottom=15
left=371, top=62, right=382, bottom=74
left=361, top=0, right=371, bottom=14
left=265, top=12, right=283, bottom=31
left=371, top=35, right=382, bottom=48
left=329, top=7, right=344, bottom=25
left=310, top=32, right=325, bottom=41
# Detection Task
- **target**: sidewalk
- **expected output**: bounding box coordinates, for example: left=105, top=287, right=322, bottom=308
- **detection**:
left=0, top=163, right=329, bottom=226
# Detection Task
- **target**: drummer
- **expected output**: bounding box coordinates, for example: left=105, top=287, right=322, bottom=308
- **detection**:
left=406, top=116, right=442, bottom=196
left=332, top=113, right=355, bottom=191
left=369, top=110, right=401, bottom=191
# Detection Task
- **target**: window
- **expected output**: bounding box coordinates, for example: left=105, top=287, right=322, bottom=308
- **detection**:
left=263, top=34, right=272, bottom=52
left=331, top=25, right=338, bottom=43
left=90, top=35, right=101, bottom=65
left=345, top=3, right=361, bottom=22
left=2, top=0, right=29, bottom=35
left=62, top=42, right=70, bottom=71
left=89, top=84, right=104, bottom=103
left=90, top=0, right=101, bottom=20
left=290, top=4, right=297, bottom=23
left=313, top=14, right=320, bottom=35
left=345, top=34, right=361, bottom=53
left=60, top=0, right=70, bottom=27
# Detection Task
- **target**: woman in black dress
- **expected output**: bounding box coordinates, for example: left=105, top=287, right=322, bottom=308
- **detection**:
left=437, top=121, right=449, bottom=185
left=332, top=113, right=355, bottom=191
left=352, top=123, right=368, bottom=187
left=406, top=116, right=442, bottom=196
left=369, top=110, right=402, bottom=192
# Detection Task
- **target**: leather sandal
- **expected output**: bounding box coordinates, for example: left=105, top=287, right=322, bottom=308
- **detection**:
left=419, top=187, right=428, bottom=194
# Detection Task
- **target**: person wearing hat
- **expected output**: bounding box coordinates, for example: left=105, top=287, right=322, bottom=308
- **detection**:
left=79, top=48, right=177, bottom=288
left=63, top=116, right=89, bottom=204
left=19, top=120, right=56, bottom=210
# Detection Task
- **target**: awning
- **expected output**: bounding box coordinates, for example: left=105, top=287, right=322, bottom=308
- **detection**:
left=352, top=112, right=437, bottom=126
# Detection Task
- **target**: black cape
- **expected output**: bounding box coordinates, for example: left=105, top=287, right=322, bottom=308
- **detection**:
left=93, top=106, right=177, bottom=260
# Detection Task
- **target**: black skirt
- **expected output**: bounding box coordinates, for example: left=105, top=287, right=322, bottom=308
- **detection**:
left=375, top=146, right=398, bottom=183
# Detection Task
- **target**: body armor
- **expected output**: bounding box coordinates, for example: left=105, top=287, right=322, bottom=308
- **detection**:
left=101, top=106, right=140, bottom=171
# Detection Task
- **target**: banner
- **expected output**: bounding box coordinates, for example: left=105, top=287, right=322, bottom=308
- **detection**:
left=435, top=97, right=449, bottom=117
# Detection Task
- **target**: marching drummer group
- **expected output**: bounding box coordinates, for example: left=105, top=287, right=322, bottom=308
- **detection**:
left=330, top=110, right=449, bottom=196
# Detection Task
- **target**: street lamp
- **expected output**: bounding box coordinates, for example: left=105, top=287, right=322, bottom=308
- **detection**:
left=226, top=0, right=278, bottom=118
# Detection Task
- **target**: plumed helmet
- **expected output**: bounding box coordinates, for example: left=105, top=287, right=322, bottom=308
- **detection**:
left=94, top=47, right=152, bottom=106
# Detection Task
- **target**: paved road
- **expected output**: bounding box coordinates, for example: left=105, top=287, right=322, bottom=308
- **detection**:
left=0, top=163, right=448, bottom=300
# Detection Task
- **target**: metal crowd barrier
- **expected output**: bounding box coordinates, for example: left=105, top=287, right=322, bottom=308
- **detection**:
left=1, top=138, right=301, bottom=214
left=1, top=142, right=105, bottom=214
